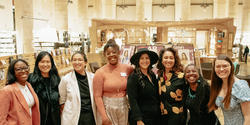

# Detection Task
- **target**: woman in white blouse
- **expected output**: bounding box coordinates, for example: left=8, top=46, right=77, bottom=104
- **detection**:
left=59, top=51, right=97, bottom=125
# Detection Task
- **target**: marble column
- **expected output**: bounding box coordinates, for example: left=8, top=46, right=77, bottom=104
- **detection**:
left=15, top=0, right=34, bottom=54
left=78, top=0, right=88, bottom=34
left=241, top=0, right=250, bottom=45
left=136, top=0, right=144, bottom=21
left=55, top=0, right=68, bottom=31
left=213, top=0, right=227, bottom=18
left=226, top=0, right=237, bottom=17
left=92, top=0, right=104, bottom=19
left=175, top=0, right=190, bottom=21
left=103, top=0, right=116, bottom=19
left=135, top=0, right=152, bottom=21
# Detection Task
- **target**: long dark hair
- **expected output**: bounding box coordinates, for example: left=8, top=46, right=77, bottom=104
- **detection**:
left=157, top=47, right=183, bottom=76
left=29, top=51, right=60, bottom=88
left=6, top=59, right=29, bottom=85
left=208, top=55, right=235, bottom=111
left=134, top=53, right=154, bottom=87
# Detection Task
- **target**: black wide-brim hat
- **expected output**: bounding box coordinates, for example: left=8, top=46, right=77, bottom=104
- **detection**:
left=130, top=48, right=159, bottom=65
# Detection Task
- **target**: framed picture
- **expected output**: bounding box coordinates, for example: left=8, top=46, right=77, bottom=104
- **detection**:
left=0, top=69, right=5, bottom=80
left=174, top=43, right=195, bottom=67
left=120, top=45, right=136, bottom=64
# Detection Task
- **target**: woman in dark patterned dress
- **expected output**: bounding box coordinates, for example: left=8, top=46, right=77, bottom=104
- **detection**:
left=157, top=47, right=187, bottom=125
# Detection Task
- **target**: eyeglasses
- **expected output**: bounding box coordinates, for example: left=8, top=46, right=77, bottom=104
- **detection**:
left=15, top=67, right=30, bottom=72
left=215, top=64, right=231, bottom=70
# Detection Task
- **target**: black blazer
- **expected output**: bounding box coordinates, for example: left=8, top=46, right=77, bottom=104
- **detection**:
left=127, top=71, right=161, bottom=125
left=28, top=73, right=61, bottom=125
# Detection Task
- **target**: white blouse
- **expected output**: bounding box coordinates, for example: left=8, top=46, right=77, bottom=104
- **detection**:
left=17, top=82, right=35, bottom=115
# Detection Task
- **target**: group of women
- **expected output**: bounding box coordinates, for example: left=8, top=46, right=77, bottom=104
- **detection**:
left=0, top=39, right=249, bottom=125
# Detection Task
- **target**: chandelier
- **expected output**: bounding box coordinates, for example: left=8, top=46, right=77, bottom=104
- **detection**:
left=200, top=0, right=209, bottom=8
left=159, top=0, right=167, bottom=9
left=119, top=0, right=127, bottom=10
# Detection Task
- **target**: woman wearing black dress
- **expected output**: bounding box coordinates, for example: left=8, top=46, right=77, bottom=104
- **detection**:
left=184, top=64, right=220, bottom=125
left=28, top=51, right=61, bottom=125
left=127, top=48, right=161, bottom=125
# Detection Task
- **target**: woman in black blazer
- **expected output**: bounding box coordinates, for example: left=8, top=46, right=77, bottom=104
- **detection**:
left=127, top=48, right=160, bottom=125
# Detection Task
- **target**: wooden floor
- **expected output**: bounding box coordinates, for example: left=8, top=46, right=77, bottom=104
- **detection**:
left=215, top=60, right=250, bottom=125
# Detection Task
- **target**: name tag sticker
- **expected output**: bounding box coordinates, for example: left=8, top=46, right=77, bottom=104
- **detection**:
left=120, top=72, right=127, bottom=77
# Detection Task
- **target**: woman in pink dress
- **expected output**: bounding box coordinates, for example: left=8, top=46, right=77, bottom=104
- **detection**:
left=93, top=39, right=133, bottom=125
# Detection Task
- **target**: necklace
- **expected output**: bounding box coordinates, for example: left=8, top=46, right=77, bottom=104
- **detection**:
left=188, top=87, right=196, bottom=99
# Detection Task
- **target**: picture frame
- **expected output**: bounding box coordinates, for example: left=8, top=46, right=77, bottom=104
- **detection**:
left=173, top=43, right=195, bottom=67
left=120, top=45, right=136, bottom=64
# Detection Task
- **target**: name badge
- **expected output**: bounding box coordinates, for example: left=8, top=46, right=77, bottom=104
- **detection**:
left=120, top=72, right=127, bottom=77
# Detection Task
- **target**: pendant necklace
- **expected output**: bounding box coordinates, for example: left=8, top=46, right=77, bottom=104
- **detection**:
left=188, top=87, right=196, bottom=99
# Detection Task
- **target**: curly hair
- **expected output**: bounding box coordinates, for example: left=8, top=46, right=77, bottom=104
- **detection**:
left=157, top=47, right=183, bottom=75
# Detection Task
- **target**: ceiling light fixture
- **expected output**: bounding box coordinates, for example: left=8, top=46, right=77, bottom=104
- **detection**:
left=119, top=0, right=127, bottom=10
left=159, top=0, right=167, bottom=9
left=200, top=0, right=209, bottom=8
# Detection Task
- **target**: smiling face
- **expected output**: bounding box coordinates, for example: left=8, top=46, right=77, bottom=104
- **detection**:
left=105, top=47, right=120, bottom=65
left=215, top=60, right=231, bottom=80
left=162, top=51, right=175, bottom=71
left=14, top=61, right=29, bottom=84
left=139, top=53, right=150, bottom=71
left=38, top=55, right=51, bottom=76
left=185, top=65, right=199, bottom=84
left=72, top=53, right=86, bottom=73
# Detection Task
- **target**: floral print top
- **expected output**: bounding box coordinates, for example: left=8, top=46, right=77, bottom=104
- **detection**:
left=216, top=80, right=250, bottom=125
left=158, top=71, right=186, bottom=116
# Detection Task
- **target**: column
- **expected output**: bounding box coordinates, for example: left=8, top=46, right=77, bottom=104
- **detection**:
left=175, top=0, right=190, bottom=21
left=55, top=0, right=68, bottom=31
left=136, top=0, right=144, bottom=21
left=78, top=0, right=88, bottom=34
left=92, top=0, right=104, bottom=19
left=136, top=0, right=152, bottom=21
left=226, top=0, right=237, bottom=17
left=242, top=0, right=250, bottom=45
left=144, top=0, right=152, bottom=21
left=103, top=0, right=116, bottom=19
left=68, top=0, right=79, bottom=32
left=15, top=0, right=34, bottom=54
left=213, top=0, right=227, bottom=18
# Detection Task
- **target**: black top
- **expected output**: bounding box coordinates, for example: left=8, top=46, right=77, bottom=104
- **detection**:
left=127, top=71, right=160, bottom=124
left=158, top=71, right=187, bottom=125
left=244, top=46, right=249, bottom=54
left=28, top=73, right=60, bottom=125
left=75, top=71, right=92, bottom=112
left=185, top=78, right=220, bottom=125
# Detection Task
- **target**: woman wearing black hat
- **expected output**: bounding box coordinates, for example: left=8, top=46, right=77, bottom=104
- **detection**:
left=127, top=48, right=161, bottom=125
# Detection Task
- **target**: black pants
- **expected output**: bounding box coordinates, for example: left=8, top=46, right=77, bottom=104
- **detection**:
left=245, top=54, right=248, bottom=63
left=160, top=113, right=186, bottom=125
left=78, top=110, right=96, bottom=125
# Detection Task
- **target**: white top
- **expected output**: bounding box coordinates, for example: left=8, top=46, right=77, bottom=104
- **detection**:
left=17, top=82, right=35, bottom=115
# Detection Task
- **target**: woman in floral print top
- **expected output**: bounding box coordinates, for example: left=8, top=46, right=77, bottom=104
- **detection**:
left=157, top=47, right=187, bottom=125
